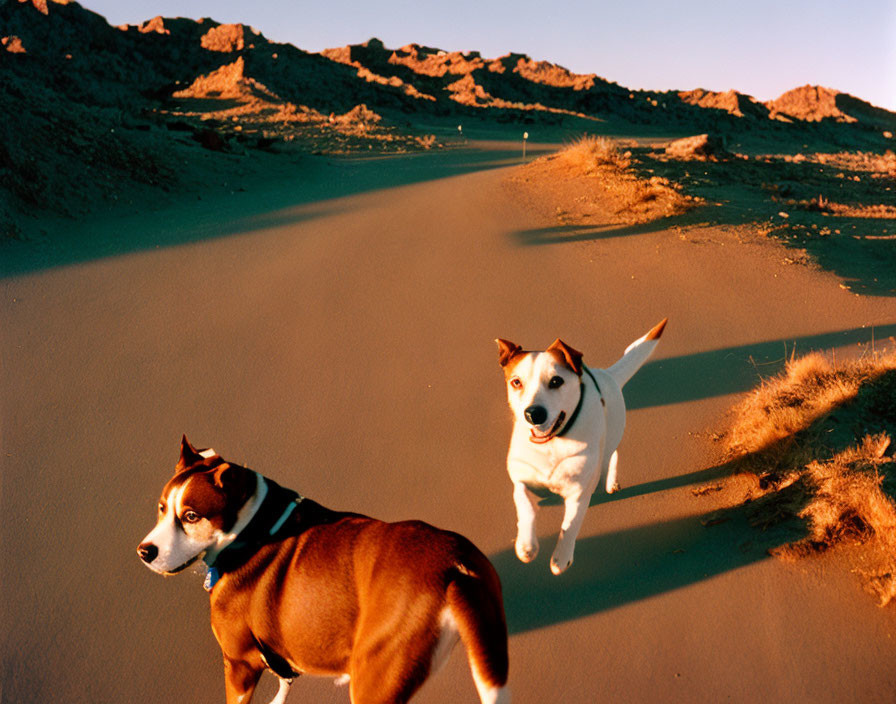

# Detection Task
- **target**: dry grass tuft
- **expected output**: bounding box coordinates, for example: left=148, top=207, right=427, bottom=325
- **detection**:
left=562, top=135, right=631, bottom=171
left=529, top=135, right=700, bottom=225
left=725, top=352, right=866, bottom=474
left=722, top=350, right=896, bottom=605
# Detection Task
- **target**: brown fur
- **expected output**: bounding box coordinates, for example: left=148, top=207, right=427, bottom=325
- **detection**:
left=495, top=338, right=524, bottom=368
left=148, top=440, right=508, bottom=704
left=546, top=338, right=584, bottom=375
left=496, top=339, right=530, bottom=382
left=160, top=439, right=256, bottom=533
left=646, top=318, right=668, bottom=341
left=501, top=356, right=529, bottom=382
left=497, top=338, right=586, bottom=377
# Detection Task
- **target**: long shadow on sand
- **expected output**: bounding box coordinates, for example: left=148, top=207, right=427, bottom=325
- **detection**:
left=510, top=154, right=896, bottom=296
left=524, top=323, right=894, bottom=510
left=492, top=497, right=786, bottom=635
left=512, top=212, right=702, bottom=246
left=529, top=462, right=733, bottom=511
left=624, top=323, right=896, bottom=411
left=499, top=326, right=896, bottom=634
left=507, top=364, right=896, bottom=635
left=1, top=143, right=552, bottom=278
left=515, top=214, right=896, bottom=296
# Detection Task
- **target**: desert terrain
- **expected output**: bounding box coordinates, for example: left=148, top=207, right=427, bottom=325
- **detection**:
left=3, top=1, right=896, bottom=703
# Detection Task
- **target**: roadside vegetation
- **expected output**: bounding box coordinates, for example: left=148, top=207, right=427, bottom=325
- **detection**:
left=718, top=349, right=896, bottom=605
left=559, top=135, right=699, bottom=222
left=508, top=135, right=700, bottom=230
left=561, top=135, right=632, bottom=170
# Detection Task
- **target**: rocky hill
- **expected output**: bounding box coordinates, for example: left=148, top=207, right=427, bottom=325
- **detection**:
left=2, top=0, right=894, bottom=238
left=321, top=37, right=896, bottom=135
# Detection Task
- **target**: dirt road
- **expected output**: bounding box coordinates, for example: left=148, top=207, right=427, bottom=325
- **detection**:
left=3, top=144, right=896, bottom=703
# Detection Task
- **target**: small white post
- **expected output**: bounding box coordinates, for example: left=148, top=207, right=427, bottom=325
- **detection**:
left=522, top=131, right=529, bottom=160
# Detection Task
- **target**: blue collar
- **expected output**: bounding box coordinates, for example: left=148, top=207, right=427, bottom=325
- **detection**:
left=204, top=478, right=303, bottom=592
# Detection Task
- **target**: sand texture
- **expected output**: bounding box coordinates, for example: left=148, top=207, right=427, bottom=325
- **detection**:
left=3, top=144, right=896, bottom=703
left=3, top=2, right=896, bottom=702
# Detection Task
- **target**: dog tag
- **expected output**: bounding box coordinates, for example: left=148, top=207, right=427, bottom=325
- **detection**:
left=204, top=566, right=220, bottom=592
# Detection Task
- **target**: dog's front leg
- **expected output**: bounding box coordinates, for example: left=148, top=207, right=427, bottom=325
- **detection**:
left=512, top=482, right=540, bottom=563
left=550, top=490, right=590, bottom=575
left=223, top=656, right=262, bottom=704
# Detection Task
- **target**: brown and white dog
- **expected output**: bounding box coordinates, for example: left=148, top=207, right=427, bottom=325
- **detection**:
left=496, top=319, right=666, bottom=575
left=137, top=437, right=509, bottom=704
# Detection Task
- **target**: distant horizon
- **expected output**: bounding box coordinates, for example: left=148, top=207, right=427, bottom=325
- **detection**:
left=77, top=0, right=896, bottom=112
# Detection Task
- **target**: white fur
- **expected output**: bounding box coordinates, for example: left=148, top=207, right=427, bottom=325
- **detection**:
left=440, top=606, right=509, bottom=704
left=502, top=324, right=662, bottom=574
left=266, top=678, right=292, bottom=704
left=472, top=675, right=510, bottom=704
left=431, top=608, right=461, bottom=675
left=140, top=483, right=211, bottom=574
left=139, top=472, right=267, bottom=574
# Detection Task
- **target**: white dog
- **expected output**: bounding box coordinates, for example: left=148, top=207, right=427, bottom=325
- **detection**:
left=496, top=319, right=666, bottom=575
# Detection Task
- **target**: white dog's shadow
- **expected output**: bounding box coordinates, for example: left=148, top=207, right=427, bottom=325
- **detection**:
left=529, top=463, right=731, bottom=509
left=490, top=497, right=792, bottom=636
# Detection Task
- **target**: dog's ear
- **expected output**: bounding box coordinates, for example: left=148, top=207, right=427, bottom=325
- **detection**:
left=213, top=462, right=255, bottom=502
left=213, top=462, right=239, bottom=489
left=547, top=338, right=584, bottom=375
left=177, top=435, right=204, bottom=470
left=496, top=338, right=523, bottom=367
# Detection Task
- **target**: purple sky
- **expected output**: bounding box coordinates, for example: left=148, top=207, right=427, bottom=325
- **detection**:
left=80, top=0, right=896, bottom=111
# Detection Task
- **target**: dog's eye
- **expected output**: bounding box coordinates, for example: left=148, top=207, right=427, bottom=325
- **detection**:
left=510, top=378, right=522, bottom=390
left=182, top=510, right=201, bottom=524
left=548, top=376, right=565, bottom=389
left=158, top=502, right=166, bottom=514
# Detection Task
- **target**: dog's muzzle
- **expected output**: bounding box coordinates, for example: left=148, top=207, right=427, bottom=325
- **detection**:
left=524, top=405, right=548, bottom=426
left=137, top=542, right=201, bottom=574
left=529, top=411, right=566, bottom=444
left=137, top=542, right=159, bottom=564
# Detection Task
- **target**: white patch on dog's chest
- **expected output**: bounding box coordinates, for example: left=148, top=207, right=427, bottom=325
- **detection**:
left=508, top=443, right=590, bottom=493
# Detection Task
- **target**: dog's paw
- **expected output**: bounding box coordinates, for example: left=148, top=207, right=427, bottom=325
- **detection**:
left=549, top=555, right=572, bottom=575
left=515, top=538, right=539, bottom=563
left=608, top=481, right=621, bottom=494
left=550, top=541, right=575, bottom=574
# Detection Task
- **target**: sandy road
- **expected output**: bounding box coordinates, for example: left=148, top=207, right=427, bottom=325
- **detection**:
left=3, top=144, right=896, bottom=703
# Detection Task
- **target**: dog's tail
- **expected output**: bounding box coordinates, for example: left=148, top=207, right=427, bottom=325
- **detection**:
left=447, top=559, right=510, bottom=704
left=607, top=318, right=667, bottom=388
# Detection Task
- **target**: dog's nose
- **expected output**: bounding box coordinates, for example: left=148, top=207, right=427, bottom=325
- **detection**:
left=137, top=542, right=158, bottom=564
left=524, top=405, right=548, bottom=426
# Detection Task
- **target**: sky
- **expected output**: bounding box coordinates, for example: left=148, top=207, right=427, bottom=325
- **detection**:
left=80, top=0, right=896, bottom=111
